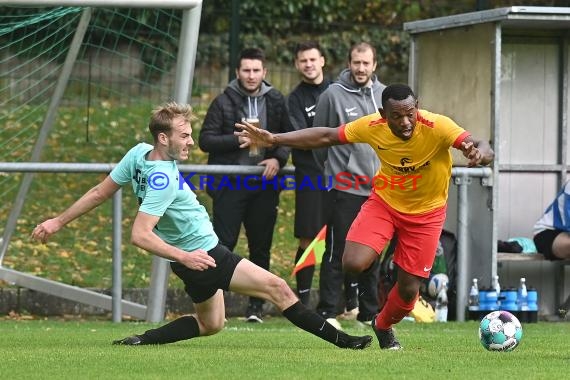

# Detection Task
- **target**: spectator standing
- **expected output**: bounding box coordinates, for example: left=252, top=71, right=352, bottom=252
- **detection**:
left=286, top=41, right=331, bottom=306
left=199, top=48, right=291, bottom=322
left=313, top=42, right=385, bottom=327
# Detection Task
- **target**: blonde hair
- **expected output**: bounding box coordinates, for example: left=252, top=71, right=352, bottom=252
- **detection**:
left=148, top=102, right=195, bottom=141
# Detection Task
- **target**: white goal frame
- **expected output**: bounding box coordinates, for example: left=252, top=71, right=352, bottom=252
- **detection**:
left=0, top=0, right=203, bottom=323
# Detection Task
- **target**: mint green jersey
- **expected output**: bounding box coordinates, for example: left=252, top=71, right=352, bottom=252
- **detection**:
left=110, top=143, right=218, bottom=254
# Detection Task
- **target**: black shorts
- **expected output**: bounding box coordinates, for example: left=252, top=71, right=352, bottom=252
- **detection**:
left=533, top=229, right=563, bottom=261
left=170, top=244, right=243, bottom=303
left=294, top=188, right=326, bottom=239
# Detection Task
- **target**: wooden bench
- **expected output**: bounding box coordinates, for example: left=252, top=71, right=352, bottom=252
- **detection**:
left=498, top=252, right=545, bottom=262
left=497, top=252, right=570, bottom=316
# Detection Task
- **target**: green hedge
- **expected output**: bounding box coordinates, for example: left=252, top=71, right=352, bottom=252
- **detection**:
left=1, top=1, right=560, bottom=78
left=196, top=28, right=409, bottom=72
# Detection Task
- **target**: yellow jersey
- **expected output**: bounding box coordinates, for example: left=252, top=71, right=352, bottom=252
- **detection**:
left=338, top=110, right=469, bottom=214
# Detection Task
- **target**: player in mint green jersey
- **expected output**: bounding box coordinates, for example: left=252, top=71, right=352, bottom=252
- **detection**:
left=31, top=102, right=371, bottom=349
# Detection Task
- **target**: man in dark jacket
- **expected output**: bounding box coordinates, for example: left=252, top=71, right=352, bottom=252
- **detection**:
left=199, top=48, right=291, bottom=322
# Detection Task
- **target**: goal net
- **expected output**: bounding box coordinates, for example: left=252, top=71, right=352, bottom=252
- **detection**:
left=0, top=2, right=201, bottom=321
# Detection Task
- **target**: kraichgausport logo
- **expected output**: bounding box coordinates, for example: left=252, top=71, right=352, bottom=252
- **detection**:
left=142, top=171, right=424, bottom=192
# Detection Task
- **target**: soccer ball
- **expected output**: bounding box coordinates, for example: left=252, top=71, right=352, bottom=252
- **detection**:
left=427, top=273, right=449, bottom=298
left=479, top=311, right=523, bottom=351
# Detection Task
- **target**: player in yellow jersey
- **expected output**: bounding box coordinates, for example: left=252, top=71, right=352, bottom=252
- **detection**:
left=236, top=83, right=494, bottom=350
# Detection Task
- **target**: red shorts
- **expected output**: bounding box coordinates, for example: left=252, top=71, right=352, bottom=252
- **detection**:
left=346, top=192, right=447, bottom=278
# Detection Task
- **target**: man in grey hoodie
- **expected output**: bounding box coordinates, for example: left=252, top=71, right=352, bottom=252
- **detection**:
left=199, top=48, right=291, bottom=323
left=313, top=42, right=385, bottom=327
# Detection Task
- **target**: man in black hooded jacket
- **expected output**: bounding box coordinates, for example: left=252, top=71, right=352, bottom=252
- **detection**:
left=199, top=47, right=291, bottom=323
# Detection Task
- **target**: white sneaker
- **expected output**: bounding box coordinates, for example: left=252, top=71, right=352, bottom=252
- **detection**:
left=326, top=317, right=343, bottom=330
left=246, top=315, right=263, bottom=323
left=245, top=304, right=263, bottom=323
left=338, top=307, right=359, bottom=321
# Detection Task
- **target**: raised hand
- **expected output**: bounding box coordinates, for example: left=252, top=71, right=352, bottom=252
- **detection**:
left=234, top=120, right=275, bottom=148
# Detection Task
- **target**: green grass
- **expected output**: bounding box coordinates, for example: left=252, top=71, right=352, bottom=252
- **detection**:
left=0, top=103, right=300, bottom=290
left=1, top=318, right=569, bottom=379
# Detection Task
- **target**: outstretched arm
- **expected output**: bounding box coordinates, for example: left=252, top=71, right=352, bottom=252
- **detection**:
left=459, top=136, right=494, bottom=167
left=31, top=176, right=120, bottom=243
left=235, top=120, right=344, bottom=150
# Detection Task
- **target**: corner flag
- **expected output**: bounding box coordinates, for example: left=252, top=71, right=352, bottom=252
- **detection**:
left=291, top=225, right=327, bottom=276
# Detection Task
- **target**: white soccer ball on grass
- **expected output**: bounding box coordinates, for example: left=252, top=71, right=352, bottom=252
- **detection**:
left=478, top=310, right=523, bottom=351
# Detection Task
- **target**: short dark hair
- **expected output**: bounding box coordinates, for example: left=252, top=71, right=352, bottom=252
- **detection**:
left=348, top=42, right=376, bottom=63
left=237, top=47, right=266, bottom=69
left=381, top=84, right=417, bottom=109
left=294, top=40, right=324, bottom=58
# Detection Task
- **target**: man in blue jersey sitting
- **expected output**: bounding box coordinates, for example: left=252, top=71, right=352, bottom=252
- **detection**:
left=534, top=180, right=570, bottom=261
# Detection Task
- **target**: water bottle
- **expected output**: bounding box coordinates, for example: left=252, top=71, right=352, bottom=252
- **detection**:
left=478, top=288, right=489, bottom=311
left=517, top=277, right=529, bottom=323
left=486, top=282, right=499, bottom=311
left=517, top=278, right=528, bottom=310
left=435, top=280, right=449, bottom=322
left=492, top=275, right=501, bottom=308
left=468, top=278, right=479, bottom=320
left=501, top=288, right=518, bottom=312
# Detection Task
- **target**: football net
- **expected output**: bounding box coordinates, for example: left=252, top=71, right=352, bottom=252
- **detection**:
left=0, top=2, right=201, bottom=321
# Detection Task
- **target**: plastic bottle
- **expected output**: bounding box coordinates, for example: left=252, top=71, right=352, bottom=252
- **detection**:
left=517, top=278, right=528, bottom=310
left=486, top=280, right=499, bottom=311
left=435, top=280, right=449, bottom=322
left=517, top=277, right=529, bottom=323
left=501, top=287, right=518, bottom=312
left=478, top=288, right=489, bottom=311
left=492, top=275, right=501, bottom=298
left=468, top=278, right=479, bottom=320
left=492, top=275, right=501, bottom=309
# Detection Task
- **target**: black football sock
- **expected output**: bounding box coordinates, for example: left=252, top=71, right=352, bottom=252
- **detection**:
left=344, top=273, right=359, bottom=311
left=138, top=315, right=200, bottom=344
left=282, top=301, right=353, bottom=347
left=295, top=247, right=315, bottom=306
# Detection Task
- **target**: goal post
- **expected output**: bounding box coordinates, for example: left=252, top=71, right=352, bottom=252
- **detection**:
left=0, top=1, right=203, bottom=322
left=1, top=0, right=204, bottom=7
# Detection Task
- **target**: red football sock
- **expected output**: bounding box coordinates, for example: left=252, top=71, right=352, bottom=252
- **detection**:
left=375, top=284, right=418, bottom=330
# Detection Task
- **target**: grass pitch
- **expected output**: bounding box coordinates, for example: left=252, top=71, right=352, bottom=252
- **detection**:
left=1, top=318, right=569, bottom=380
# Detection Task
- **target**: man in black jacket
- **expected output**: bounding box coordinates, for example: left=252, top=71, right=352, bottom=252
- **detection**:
left=199, top=47, right=291, bottom=322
